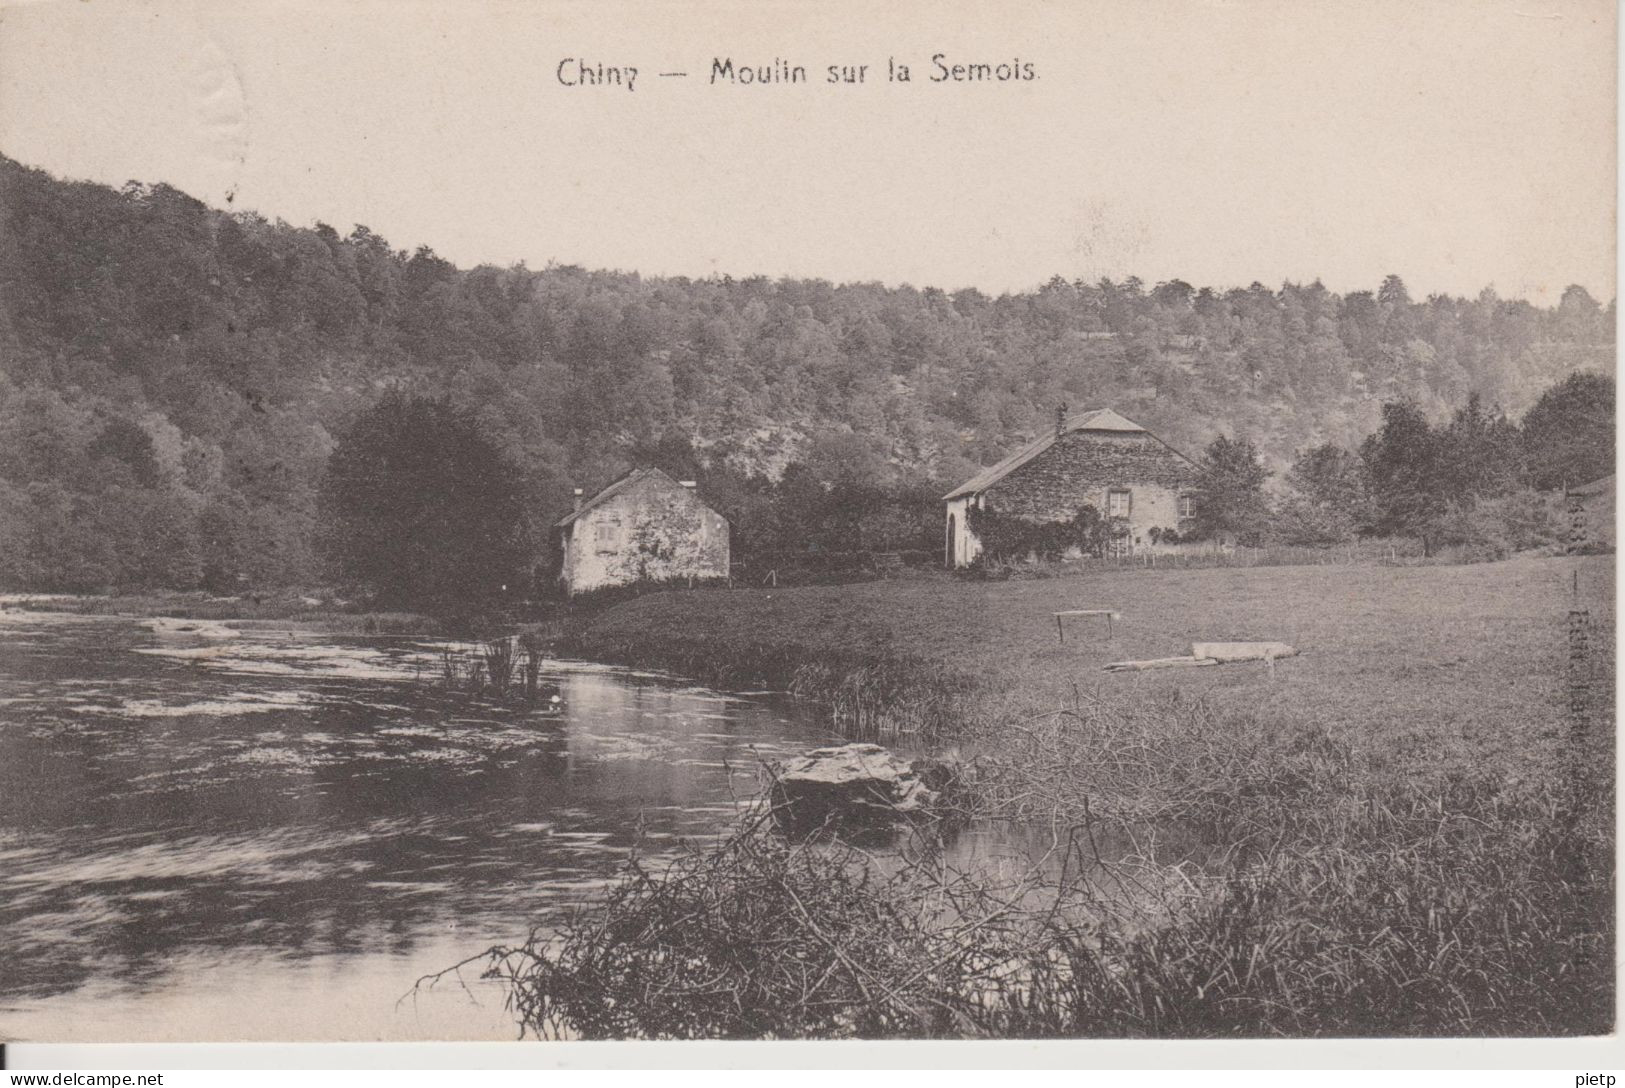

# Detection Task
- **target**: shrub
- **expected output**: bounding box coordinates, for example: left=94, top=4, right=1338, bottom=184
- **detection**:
left=1433, top=490, right=1566, bottom=560
left=1274, top=494, right=1361, bottom=546
left=966, top=504, right=1112, bottom=564
left=478, top=816, right=1053, bottom=1039
left=558, top=574, right=730, bottom=613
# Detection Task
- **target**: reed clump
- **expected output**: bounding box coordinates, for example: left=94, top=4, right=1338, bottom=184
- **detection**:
left=432, top=635, right=552, bottom=704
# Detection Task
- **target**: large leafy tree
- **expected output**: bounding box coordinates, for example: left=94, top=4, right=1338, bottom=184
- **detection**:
left=1192, top=435, right=1272, bottom=545
left=1520, top=372, right=1614, bottom=491
left=1438, top=393, right=1523, bottom=498
left=1276, top=443, right=1370, bottom=544
left=320, top=394, right=529, bottom=610
left=1361, top=400, right=1446, bottom=553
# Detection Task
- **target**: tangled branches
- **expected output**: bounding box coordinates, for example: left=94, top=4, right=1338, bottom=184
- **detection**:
left=467, top=804, right=1188, bottom=1040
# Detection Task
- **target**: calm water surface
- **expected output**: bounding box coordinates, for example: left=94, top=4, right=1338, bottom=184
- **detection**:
left=0, top=607, right=849, bottom=1041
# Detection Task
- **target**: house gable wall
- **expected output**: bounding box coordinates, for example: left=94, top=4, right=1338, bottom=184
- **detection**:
left=561, top=475, right=730, bottom=594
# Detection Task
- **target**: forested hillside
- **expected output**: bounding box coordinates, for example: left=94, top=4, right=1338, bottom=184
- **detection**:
left=0, top=153, right=1614, bottom=593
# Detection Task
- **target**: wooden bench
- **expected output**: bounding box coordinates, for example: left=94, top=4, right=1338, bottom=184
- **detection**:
left=1054, top=609, right=1121, bottom=642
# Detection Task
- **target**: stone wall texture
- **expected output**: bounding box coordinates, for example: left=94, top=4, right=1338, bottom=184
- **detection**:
left=975, top=429, right=1199, bottom=554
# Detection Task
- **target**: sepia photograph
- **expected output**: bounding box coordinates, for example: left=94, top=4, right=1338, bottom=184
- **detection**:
left=0, top=0, right=1616, bottom=1060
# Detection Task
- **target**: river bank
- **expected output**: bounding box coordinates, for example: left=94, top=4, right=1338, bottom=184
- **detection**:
left=511, top=555, right=1615, bottom=1037
left=0, top=590, right=447, bottom=636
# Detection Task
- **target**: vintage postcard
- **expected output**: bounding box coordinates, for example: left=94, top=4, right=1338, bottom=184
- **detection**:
left=0, top=0, right=1615, bottom=1057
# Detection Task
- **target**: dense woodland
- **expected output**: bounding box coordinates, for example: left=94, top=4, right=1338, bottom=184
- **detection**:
left=0, top=154, right=1614, bottom=599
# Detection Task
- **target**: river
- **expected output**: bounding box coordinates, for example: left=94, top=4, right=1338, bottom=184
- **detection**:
left=0, top=606, right=846, bottom=1042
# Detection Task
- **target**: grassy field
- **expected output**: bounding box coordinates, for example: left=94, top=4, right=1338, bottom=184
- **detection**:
left=516, top=555, right=1614, bottom=1038
left=569, top=554, right=1614, bottom=780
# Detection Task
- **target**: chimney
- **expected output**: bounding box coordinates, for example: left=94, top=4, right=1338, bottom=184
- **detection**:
left=679, top=480, right=697, bottom=489
left=572, top=487, right=584, bottom=512
left=1055, top=402, right=1068, bottom=437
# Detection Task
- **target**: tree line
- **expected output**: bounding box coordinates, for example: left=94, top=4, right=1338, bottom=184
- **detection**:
left=1195, top=372, right=1613, bottom=557
left=318, top=369, right=1613, bottom=602
left=0, top=153, right=1613, bottom=600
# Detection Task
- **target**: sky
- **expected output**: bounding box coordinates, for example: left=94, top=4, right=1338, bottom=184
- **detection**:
left=0, top=0, right=1616, bottom=301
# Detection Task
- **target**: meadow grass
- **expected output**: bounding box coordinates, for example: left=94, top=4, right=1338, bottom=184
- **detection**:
left=566, top=555, right=1613, bottom=776
left=510, top=554, right=1614, bottom=1038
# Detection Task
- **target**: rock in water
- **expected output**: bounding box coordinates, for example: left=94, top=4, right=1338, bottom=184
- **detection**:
left=769, top=743, right=939, bottom=835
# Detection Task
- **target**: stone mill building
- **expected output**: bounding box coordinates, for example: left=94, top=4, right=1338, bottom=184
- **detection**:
left=943, top=407, right=1199, bottom=568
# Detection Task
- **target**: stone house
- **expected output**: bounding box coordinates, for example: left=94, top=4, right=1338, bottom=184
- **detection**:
left=942, top=408, right=1199, bottom=568
left=555, top=467, right=730, bottom=595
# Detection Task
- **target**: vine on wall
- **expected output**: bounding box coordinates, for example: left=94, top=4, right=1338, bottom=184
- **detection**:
left=965, top=503, right=1128, bottom=563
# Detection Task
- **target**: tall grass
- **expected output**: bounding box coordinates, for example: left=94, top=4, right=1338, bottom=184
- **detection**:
left=473, top=680, right=1611, bottom=1038
left=789, top=658, right=985, bottom=742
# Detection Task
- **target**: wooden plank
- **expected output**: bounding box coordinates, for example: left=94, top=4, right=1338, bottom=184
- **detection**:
left=1190, top=641, right=1296, bottom=662
left=1103, top=656, right=1219, bottom=672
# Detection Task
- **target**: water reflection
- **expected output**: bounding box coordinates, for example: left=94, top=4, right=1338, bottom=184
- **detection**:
left=0, top=611, right=830, bottom=1041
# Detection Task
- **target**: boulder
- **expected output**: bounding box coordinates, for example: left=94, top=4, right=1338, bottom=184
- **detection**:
left=769, top=743, right=941, bottom=835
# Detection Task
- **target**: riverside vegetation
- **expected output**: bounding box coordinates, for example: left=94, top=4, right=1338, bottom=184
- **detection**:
left=433, top=635, right=551, bottom=703
left=474, top=555, right=1614, bottom=1038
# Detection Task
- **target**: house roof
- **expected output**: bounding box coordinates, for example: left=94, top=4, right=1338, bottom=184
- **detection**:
left=1568, top=474, right=1614, bottom=498
left=941, top=408, right=1162, bottom=501
left=556, top=466, right=698, bottom=529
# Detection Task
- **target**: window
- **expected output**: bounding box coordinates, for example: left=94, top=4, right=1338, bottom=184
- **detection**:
left=1178, top=494, right=1194, bottom=520
left=594, top=521, right=620, bottom=551
left=1107, top=489, right=1131, bottom=518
